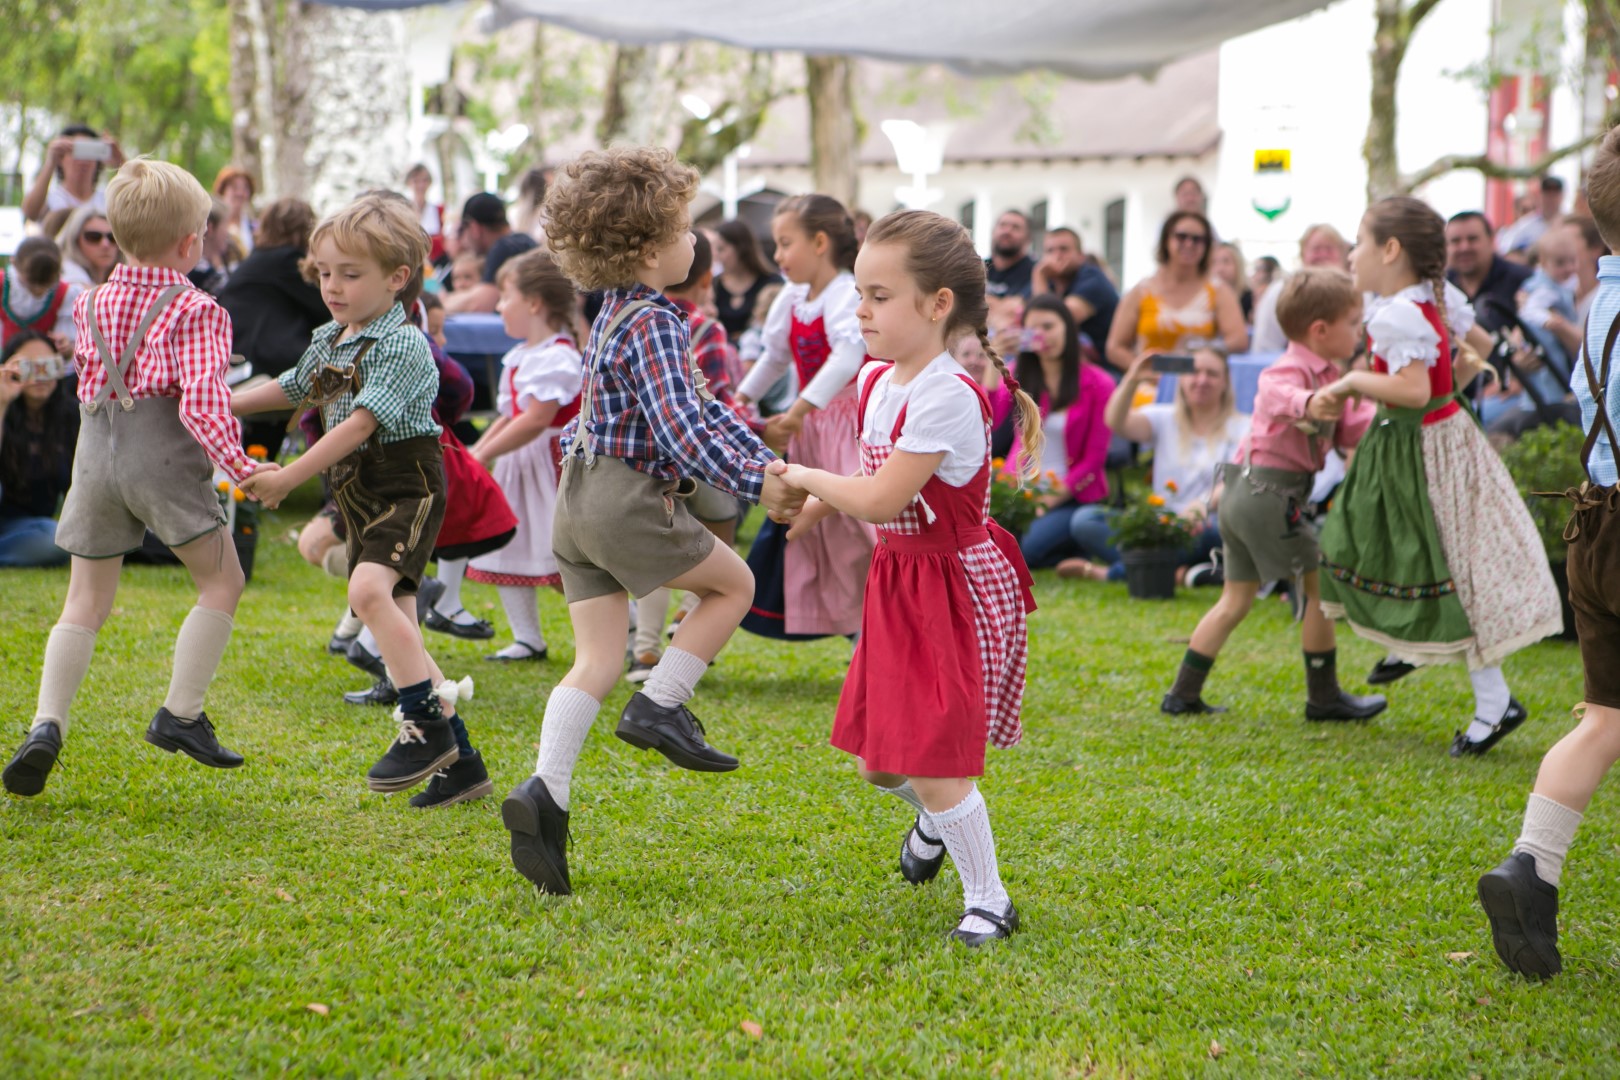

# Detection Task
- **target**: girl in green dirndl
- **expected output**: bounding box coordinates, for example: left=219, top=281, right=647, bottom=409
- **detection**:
left=1318, top=197, right=1563, bottom=757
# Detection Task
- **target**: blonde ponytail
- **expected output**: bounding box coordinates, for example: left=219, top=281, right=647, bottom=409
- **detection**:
left=979, top=327, right=1043, bottom=484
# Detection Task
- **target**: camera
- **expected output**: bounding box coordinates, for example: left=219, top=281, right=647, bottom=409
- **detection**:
left=71, top=139, right=112, bottom=162
left=15, top=354, right=65, bottom=382
left=1150, top=354, right=1198, bottom=375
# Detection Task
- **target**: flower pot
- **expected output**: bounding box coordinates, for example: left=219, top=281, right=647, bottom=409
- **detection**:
left=1549, top=559, right=1578, bottom=642
left=1121, top=548, right=1180, bottom=600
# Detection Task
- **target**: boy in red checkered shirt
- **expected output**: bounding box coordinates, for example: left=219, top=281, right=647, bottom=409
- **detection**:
left=3, top=159, right=270, bottom=798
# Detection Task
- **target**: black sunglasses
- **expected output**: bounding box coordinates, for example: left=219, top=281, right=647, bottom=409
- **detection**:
left=1170, top=232, right=1209, bottom=246
left=81, top=229, right=116, bottom=246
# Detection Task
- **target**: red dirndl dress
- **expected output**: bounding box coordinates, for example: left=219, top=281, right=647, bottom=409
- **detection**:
left=829, top=365, right=1037, bottom=777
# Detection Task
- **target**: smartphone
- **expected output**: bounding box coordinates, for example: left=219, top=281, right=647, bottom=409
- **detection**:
left=1017, top=328, right=1047, bottom=353
left=1151, top=354, right=1197, bottom=375
left=16, top=355, right=65, bottom=382
left=71, top=138, right=111, bottom=162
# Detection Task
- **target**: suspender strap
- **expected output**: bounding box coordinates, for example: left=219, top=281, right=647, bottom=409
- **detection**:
left=1578, top=309, right=1620, bottom=483
left=285, top=337, right=379, bottom=435
left=571, top=299, right=657, bottom=462
left=85, top=283, right=189, bottom=412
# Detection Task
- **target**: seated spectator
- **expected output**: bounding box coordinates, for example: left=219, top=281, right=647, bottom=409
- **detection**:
left=1175, top=176, right=1209, bottom=217
left=1212, top=241, right=1253, bottom=324
left=405, top=163, right=447, bottom=263
left=19, top=124, right=124, bottom=224
left=187, top=199, right=232, bottom=296
left=511, top=166, right=550, bottom=241
left=1107, top=211, right=1248, bottom=377
left=213, top=165, right=258, bottom=260
left=985, top=210, right=1036, bottom=299
left=1495, top=174, right=1565, bottom=258
left=1251, top=255, right=1281, bottom=298
left=1251, top=224, right=1350, bottom=353
left=1482, top=227, right=1583, bottom=433
left=442, top=192, right=538, bottom=314
left=420, top=290, right=448, bottom=349
left=1, top=237, right=80, bottom=349
left=1032, top=226, right=1119, bottom=362
left=1559, top=214, right=1607, bottom=322
left=712, top=219, right=784, bottom=340
left=1058, top=346, right=1248, bottom=584
left=952, top=330, right=1015, bottom=460
left=1011, top=295, right=1117, bottom=568
left=56, top=205, right=120, bottom=287
left=1445, top=210, right=1531, bottom=333
left=0, top=330, right=78, bottom=567
left=450, top=252, right=482, bottom=295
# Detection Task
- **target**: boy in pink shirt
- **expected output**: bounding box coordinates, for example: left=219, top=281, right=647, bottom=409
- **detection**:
left=1161, top=267, right=1387, bottom=721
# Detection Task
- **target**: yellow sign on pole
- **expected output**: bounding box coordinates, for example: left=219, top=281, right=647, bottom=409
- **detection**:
left=1252, top=149, right=1292, bottom=221
left=1254, top=149, right=1292, bottom=174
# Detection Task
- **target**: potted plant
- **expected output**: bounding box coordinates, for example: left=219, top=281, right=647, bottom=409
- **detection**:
left=988, top=460, right=1056, bottom=538
left=1498, top=421, right=1586, bottom=640
left=1109, top=481, right=1199, bottom=600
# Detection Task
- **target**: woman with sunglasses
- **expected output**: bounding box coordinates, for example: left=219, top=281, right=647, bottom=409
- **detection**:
left=1105, top=211, right=1248, bottom=381
left=56, top=206, right=122, bottom=287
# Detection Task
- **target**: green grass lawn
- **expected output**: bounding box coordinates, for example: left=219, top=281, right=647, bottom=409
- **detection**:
left=2, top=485, right=1616, bottom=1077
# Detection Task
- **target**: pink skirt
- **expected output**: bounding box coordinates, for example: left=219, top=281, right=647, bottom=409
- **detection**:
left=784, top=385, right=876, bottom=636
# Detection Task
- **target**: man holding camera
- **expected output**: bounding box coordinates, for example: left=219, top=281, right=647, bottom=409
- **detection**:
left=20, top=125, right=125, bottom=225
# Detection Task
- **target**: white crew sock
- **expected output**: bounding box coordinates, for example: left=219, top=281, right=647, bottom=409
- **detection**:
left=641, top=647, right=709, bottom=709
left=163, top=607, right=235, bottom=720
left=1464, top=665, right=1512, bottom=741
left=1513, top=793, right=1584, bottom=886
left=433, top=558, right=479, bottom=625
left=33, top=623, right=98, bottom=736
left=334, top=609, right=363, bottom=639
left=534, top=685, right=601, bottom=810
left=929, top=786, right=1011, bottom=936
left=492, top=585, right=545, bottom=658
left=878, top=778, right=943, bottom=857
left=634, top=589, right=672, bottom=660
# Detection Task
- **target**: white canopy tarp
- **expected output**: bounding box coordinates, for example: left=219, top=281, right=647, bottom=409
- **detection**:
left=317, top=0, right=1338, bottom=79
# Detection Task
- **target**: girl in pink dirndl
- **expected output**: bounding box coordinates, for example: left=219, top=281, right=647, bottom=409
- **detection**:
left=735, top=195, right=876, bottom=639
left=777, top=209, right=1041, bottom=946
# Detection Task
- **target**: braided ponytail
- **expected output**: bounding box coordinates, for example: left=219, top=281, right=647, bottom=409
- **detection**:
left=978, top=327, right=1043, bottom=484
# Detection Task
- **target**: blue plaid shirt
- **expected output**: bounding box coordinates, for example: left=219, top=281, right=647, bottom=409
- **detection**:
left=563, top=285, right=773, bottom=501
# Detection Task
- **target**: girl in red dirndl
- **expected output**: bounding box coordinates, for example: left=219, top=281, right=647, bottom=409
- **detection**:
left=776, top=209, right=1042, bottom=946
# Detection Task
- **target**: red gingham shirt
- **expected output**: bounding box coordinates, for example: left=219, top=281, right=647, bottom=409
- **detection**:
left=73, top=265, right=254, bottom=483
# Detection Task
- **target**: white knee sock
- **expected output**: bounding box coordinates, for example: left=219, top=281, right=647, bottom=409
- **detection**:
left=493, top=585, right=545, bottom=658
left=1464, top=665, right=1512, bottom=741
left=357, top=624, right=379, bottom=655
left=1513, top=793, right=1584, bottom=886
left=534, top=685, right=601, bottom=810
left=163, top=606, right=235, bottom=720
left=930, top=786, right=1011, bottom=935
left=34, top=623, right=98, bottom=736
left=321, top=544, right=349, bottom=579
left=334, top=608, right=363, bottom=638
left=879, top=778, right=943, bottom=855
left=433, top=558, right=479, bottom=625
left=634, top=589, right=672, bottom=659
left=642, top=647, right=709, bottom=709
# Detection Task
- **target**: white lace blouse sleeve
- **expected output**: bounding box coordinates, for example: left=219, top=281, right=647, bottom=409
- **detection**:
left=1368, top=299, right=1442, bottom=373
left=514, top=344, right=584, bottom=409
left=735, top=284, right=798, bottom=401
left=1441, top=279, right=1476, bottom=339
left=800, top=275, right=869, bottom=408
left=894, top=372, right=986, bottom=486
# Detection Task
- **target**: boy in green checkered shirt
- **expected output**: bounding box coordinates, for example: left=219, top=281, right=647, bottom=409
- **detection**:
left=233, top=193, right=491, bottom=806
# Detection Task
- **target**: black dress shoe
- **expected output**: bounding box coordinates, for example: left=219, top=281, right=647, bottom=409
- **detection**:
left=327, top=631, right=358, bottom=655
left=366, top=712, right=458, bottom=792
left=951, top=901, right=1020, bottom=947
left=424, top=608, right=496, bottom=640
left=1450, top=699, right=1529, bottom=758
left=3, top=721, right=62, bottom=797
left=1305, top=690, right=1388, bottom=722
left=485, top=642, right=548, bottom=663
left=409, top=749, right=494, bottom=808
left=145, top=708, right=244, bottom=768
left=1478, top=851, right=1562, bottom=977
left=614, top=692, right=739, bottom=772
left=344, top=676, right=398, bottom=707
left=1160, top=693, right=1227, bottom=716
left=414, top=577, right=445, bottom=624
left=345, top=639, right=389, bottom=680
left=1366, top=658, right=1417, bottom=685
left=899, top=816, right=946, bottom=885
left=502, top=775, right=571, bottom=895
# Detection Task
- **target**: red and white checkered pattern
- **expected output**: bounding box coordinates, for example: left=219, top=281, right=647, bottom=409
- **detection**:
left=73, top=265, right=253, bottom=483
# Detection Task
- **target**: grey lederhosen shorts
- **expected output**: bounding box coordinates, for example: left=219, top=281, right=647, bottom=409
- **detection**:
left=1218, top=462, right=1317, bottom=584
left=551, top=453, right=718, bottom=602
left=687, top=478, right=746, bottom=526
left=56, top=397, right=227, bottom=559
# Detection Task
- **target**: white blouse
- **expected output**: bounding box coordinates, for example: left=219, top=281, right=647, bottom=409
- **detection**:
left=496, top=334, right=583, bottom=421
left=859, top=354, right=988, bottom=488
left=1363, top=281, right=1476, bottom=374
left=737, top=272, right=865, bottom=408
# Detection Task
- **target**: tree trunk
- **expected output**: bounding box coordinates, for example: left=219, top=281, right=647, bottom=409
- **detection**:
left=226, top=0, right=265, bottom=188
left=1363, top=0, right=1406, bottom=201
left=806, top=55, right=858, bottom=209
left=598, top=45, right=657, bottom=146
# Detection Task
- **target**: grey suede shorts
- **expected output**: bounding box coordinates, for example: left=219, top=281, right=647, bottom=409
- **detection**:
left=56, top=398, right=227, bottom=559
left=551, top=453, right=717, bottom=602
left=1218, top=462, right=1318, bottom=584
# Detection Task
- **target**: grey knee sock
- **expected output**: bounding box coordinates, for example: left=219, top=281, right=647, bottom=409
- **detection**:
left=1513, top=793, right=1584, bottom=886
left=163, top=607, right=235, bottom=720
left=34, top=623, right=98, bottom=736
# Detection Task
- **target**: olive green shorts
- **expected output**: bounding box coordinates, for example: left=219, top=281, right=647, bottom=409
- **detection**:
left=1218, top=462, right=1318, bottom=584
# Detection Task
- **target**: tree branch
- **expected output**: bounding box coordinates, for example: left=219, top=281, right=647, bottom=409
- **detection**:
left=1404, top=0, right=1447, bottom=32
left=1589, top=0, right=1620, bottom=70
left=1400, top=131, right=1604, bottom=192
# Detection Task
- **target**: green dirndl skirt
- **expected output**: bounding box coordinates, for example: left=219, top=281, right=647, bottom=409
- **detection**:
left=1318, top=397, right=1475, bottom=658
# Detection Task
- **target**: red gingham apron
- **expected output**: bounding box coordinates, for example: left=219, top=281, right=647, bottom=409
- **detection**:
left=829, top=365, right=1035, bottom=777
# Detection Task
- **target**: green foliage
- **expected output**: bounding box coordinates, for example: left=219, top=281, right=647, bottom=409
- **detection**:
left=1499, top=421, right=1589, bottom=558
left=1110, top=482, right=1200, bottom=551
left=987, top=461, right=1054, bottom=536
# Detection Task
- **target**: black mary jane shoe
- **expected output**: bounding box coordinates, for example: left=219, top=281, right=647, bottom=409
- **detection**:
left=899, top=817, right=946, bottom=885
left=1450, top=699, right=1529, bottom=758
left=1366, top=657, right=1417, bottom=686
left=1305, top=690, right=1388, bottom=722
left=425, top=608, right=496, bottom=640
left=1160, top=693, right=1227, bottom=716
left=145, top=708, right=244, bottom=769
left=485, top=642, right=548, bottom=663
left=950, top=902, right=1020, bottom=947
left=3, top=721, right=63, bottom=797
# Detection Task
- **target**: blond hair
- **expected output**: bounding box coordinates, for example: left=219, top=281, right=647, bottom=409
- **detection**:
left=543, top=147, right=700, bottom=291
left=104, top=158, right=212, bottom=259
left=1275, top=265, right=1360, bottom=343
left=863, top=209, right=1044, bottom=483
left=1172, top=345, right=1237, bottom=447
left=308, top=193, right=430, bottom=310
left=1586, top=125, right=1620, bottom=252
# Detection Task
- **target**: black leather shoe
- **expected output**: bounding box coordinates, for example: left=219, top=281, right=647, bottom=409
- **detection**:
left=327, top=631, right=358, bottom=655
left=1161, top=693, right=1227, bottom=716
left=1367, top=658, right=1417, bottom=685
left=414, top=577, right=445, bottom=624
left=899, top=816, right=946, bottom=885
left=344, top=676, right=398, bottom=707
left=425, top=608, right=496, bottom=640
left=3, top=721, right=62, bottom=796
left=1450, top=699, right=1529, bottom=758
left=409, top=749, right=494, bottom=808
left=366, top=712, right=458, bottom=792
left=145, top=708, right=244, bottom=768
left=503, top=775, right=571, bottom=895
left=1478, top=851, right=1562, bottom=977
left=485, top=642, right=548, bottom=663
left=1305, top=690, right=1388, bottom=722
left=951, top=902, right=1020, bottom=947
left=615, top=692, right=739, bottom=772
left=346, top=639, right=388, bottom=680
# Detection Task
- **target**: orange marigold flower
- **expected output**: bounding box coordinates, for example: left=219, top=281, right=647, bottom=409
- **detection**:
left=992, top=457, right=1006, bottom=470
left=216, top=480, right=231, bottom=492
left=246, top=444, right=270, bottom=459
left=232, top=488, right=246, bottom=502
left=1022, top=489, right=1035, bottom=500
left=1164, top=479, right=1178, bottom=494
left=1146, top=493, right=1166, bottom=507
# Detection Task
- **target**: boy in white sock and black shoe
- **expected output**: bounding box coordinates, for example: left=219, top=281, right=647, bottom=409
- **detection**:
left=1477, top=126, right=1620, bottom=978
left=501, top=147, right=804, bottom=895
left=4, top=159, right=269, bottom=797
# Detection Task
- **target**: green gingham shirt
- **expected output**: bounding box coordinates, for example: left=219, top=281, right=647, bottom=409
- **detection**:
left=278, top=302, right=440, bottom=444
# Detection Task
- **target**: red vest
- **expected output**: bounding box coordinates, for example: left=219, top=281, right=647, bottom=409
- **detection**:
left=1, top=280, right=69, bottom=343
